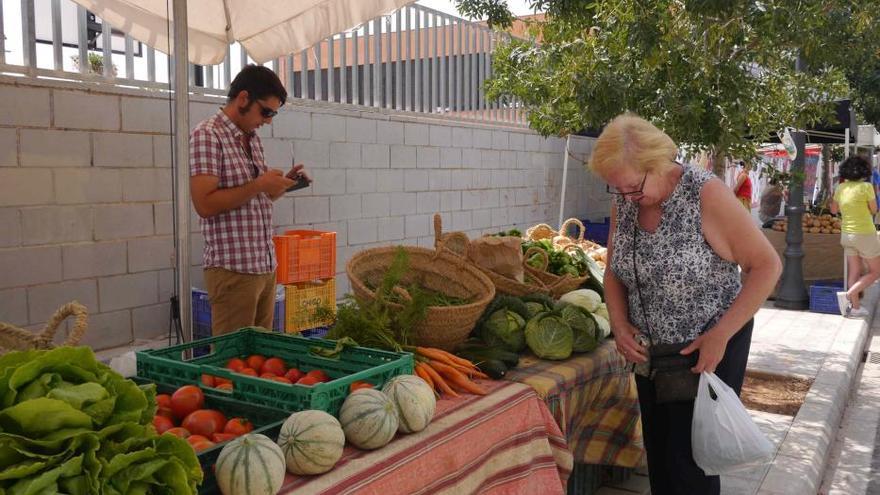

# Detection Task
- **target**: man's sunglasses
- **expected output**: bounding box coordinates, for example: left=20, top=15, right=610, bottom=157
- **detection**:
left=606, top=172, right=648, bottom=197
left=254, top=100, right=278, bottom=118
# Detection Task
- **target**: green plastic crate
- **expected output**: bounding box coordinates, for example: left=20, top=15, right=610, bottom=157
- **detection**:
left=133, top=378, right=289, bottom=495
left=136, top=328, right=413, bottom=415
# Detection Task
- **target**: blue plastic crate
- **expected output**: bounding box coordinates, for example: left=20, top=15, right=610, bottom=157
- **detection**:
left=192, top=287, right=285, bottom=333
left=300, top=327, right=330, bottom=339
left=809, top=281, right=844, bottom=314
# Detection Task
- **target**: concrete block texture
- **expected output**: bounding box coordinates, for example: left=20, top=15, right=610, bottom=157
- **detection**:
left=346, top=169, right=376, bottom=193
left=0, top=246, right=62, bottom=289
left=452, top=127, right=473, bottom=148
left=128, top=236, right=174, bottom=272
left=376, top=121, right=404, bottom=144
left=54, top=90, right=120, bottom=130
left=0, top=85, right=50, bottom=127
left=0, top=169, right=53, bottom=206
left=122, top=169, right=173, bottom=202
left=294, top=196, right=330, bottom=224
left=330, top=142, right=362, bottom=168
left=346, top=117, right=377, bottom=143
left=132, top=303, right=169, bottom=340
left=0, top=288, right=28, bottom=326
left=63, top=241, right=127, bottom=280
left=94, top=204, right=154, bottom=240
left=0, top=128, right=16, bottom=166
left=98, top=271, right=158, bottom=312
left=309, top=168, right=346, bottom=196
left=20, top=129, right=91, bottom=167
left=55, top=168, right=122, bottom=204
left=94, top=133, right=153, bottom=167
left=376, top=169, right=404, bottom=193
left=21, top=206, right=92, bottom=245
left=362, top=144, right=390, bottom=168
left=0, top=208, right=21, bottom=247
left=404, top=123, right=430, bottom=145
left=121, top=97, right=171, bottom=133
left=404, top=170, right=430, bottom=192
left=293, top=139, right=330, bottom=167
left=78, top=309, right=133, bottom=350
left=28, top=280, right=98, bottom=324
left=390, top=145, right=418, bottom=169
left=348, top=218, right=378, bottom=245
left=417, top=147, right=440, bottom=168
left=362, top=193, right=390, bottom=218
left=311, top=114, right=346, bottom=142
left=377, top=216, right=405, bottom=241
left=429, top=125, right=452, bottom=147
left=330, top=194, right=363, bottom=221
left=273, top=108, right=311, bottom=139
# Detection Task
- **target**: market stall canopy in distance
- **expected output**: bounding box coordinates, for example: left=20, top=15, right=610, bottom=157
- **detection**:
left=70, top=0, right=412, bottom=64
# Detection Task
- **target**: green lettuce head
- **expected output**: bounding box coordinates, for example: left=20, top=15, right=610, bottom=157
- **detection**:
left=524, top=312, right=573, bottom=360
left=558, top=303, right=600, bottom=353
left=479, top=309, right=527, bottom=352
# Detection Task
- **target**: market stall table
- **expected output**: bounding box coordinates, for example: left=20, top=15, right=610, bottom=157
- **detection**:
left=506, top=339, right=644, bottom=467
left=279, top=380, right=573, bottom=494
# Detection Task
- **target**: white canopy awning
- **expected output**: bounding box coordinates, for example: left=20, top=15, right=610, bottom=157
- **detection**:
left=71, top=0, right=412, bottom=65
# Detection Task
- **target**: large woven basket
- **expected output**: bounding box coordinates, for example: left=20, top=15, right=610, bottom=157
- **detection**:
left=433, top=214, right=550, bottom=298
left=0, top=302, right=88, bottom=355
left=346, top=245, right=495, bottom=351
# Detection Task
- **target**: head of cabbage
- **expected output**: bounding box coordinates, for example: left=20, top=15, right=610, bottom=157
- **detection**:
left=524, top=312, right=573, bottom=360
left=479, top=309, right=527, bottom=352
left=557, top=303, right=600, bottom=353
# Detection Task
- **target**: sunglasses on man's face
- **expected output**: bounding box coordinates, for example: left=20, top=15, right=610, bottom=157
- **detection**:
left=254, top=100, right=278, bottom=118
left=606, top=172, right=648, bottom=197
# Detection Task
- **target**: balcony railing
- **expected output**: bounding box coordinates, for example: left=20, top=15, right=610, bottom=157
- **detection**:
left=1, top=0, right=527, bottom=125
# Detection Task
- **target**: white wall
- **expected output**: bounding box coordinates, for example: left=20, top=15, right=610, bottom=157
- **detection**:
left=0, top=76, right=604, bottom=350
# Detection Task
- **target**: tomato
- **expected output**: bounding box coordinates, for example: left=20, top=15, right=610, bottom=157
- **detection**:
left=259, top=372, right=277, bottom=379
left=211, top=432, right=238, bottom=443
left=152, top=415, right=174, bottom=434
left=215, top=377, right=232, bottom=386
left=156, top=394, right=172, bottom=409
left=182, top=409, right=227, bottom=438
left=296, top=375, right=320, bottom=386
left=238, top=368, right=258, bottom=377
left=284, top=368, right=304, bottom=383
left=226, top=358, right=246, bottom=372
left=245, top=355, right=266, bottom=371
left=260, top=357, right=287, bottom=376
left=306, top=369, right=329, bottom=382
left=170, top=385, right=205, bottom=420
left=349, top=380, right=374, bottom=392
left=224, top=418, right=254, bottom=436
left=201, top=374, right=216, bottom=387
left=186, top=435, right=215, bottom=452
left=216, top=382, right=233, bottom=392
left=165, top=427, right=191, bottom=438
left=270, top=376, right=292, bottom=384
left=156, top=406, right=175, bottom=421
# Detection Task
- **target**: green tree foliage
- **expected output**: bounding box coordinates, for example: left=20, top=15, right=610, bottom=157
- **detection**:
left=456, top=0, right=878, bottom=166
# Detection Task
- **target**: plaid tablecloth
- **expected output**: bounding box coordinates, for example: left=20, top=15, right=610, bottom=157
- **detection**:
left=505, top=339, right=645, bottom=468
left=280, top=380, right=573, bottom=494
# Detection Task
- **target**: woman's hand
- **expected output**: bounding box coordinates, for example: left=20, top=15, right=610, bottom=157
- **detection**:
left=680, top=329, right=730, bottom=373
left=612, top=321, right=648, bottom=363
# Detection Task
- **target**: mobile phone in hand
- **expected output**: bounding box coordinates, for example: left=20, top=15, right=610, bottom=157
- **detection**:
left=286, top=156, right=311, bottom=192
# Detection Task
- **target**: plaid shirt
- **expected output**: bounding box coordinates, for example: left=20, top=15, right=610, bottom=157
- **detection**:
left=190, top=110, right=276, bottom=274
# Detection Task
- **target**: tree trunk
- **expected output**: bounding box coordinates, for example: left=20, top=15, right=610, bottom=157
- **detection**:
left=815, top=145, right=832, bottom=211
left=712, top=150, right=726, bottom=178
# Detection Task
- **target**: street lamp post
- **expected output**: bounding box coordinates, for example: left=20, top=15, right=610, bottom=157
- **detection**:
left=774, top=130, right=809, bottom=309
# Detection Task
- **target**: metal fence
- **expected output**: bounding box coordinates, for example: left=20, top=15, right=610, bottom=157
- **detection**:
left=1, top=0, right=527, bottom=125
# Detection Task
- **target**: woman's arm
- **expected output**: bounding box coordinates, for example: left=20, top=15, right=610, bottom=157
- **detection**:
left=733, top=171, right=746, bottom=191
left=681, top=178, right=782, bottom=373
left=605, top=204, right=648, bottom=362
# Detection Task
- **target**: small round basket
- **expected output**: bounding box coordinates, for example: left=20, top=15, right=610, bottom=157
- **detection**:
left=524, top=246, right=590, bottom=299
left=347, top=245, right=495, bottom=351
left=0, top=302, right=88, bottom=355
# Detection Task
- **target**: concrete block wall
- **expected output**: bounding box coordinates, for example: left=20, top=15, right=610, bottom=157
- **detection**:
left=0, top=76, right=602, bottom=351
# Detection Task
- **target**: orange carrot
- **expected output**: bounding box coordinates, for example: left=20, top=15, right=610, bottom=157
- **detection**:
left=420, top=362, right=459, bottom=398
left=438, top=349, right=480, bottom=369
left=414, top=364, right=435, bottom=390
left=449, top=361, right=489, bottom=379
left=429, top=360, right=487, bottom=395
left=416, top=347, right=460, bottom=367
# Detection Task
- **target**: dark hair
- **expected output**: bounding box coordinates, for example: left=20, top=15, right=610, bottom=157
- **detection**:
left=228, top=65, right=287, bottom=106
left=839, top=155, right=872, bottom=181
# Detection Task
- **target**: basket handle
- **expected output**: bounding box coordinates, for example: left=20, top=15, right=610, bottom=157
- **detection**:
left=46, top=301, right=89, bottom=347
left=523, top=247, right=550, bottom=271
left=391, top=285, right=413, bottom=303
left=559, top=218, right=585, bottom=242
left=433, top=213, right=471, bottom=258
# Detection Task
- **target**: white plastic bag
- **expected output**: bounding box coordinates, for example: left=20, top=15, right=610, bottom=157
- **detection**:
left=691, top=372, right=774, bottom=475
left=109, top=351, right=137, bottom=378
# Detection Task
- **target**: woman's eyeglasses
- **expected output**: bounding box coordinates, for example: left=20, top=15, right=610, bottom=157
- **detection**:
left=254, top=100, right=278, bottom=118
left=606, top=172, right=648, bottom=197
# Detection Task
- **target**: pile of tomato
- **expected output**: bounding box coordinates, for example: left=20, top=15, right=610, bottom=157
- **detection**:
left=152, top=385, right=254, bottom=452
left=201, top=355, right=373, bottom=390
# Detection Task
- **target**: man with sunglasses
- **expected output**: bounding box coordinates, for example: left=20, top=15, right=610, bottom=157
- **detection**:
left=190, top=65, right=311, bottom=336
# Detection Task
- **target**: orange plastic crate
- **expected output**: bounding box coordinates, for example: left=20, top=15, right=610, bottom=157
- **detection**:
left=284, top=278, right=337, bottom=333
left=274, top=230, right=336, bottom=284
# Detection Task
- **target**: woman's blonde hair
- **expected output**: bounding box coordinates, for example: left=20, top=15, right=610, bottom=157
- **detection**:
left=588, top=112, right=678, bottom=177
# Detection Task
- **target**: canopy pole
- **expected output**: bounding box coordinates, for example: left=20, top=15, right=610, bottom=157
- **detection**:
left=173, top=0, right=192, bottom=342
left=558, top=135, right=570, bottom=228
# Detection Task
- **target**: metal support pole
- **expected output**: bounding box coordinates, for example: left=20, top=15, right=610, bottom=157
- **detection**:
left=558, top=136, right=570, bottom=227
left=774, top=130, right=808, bottom=309
left=172, top=0, right=192, bottom=341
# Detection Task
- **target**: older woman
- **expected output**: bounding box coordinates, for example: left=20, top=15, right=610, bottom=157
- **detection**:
left=589, top=113, right=781, bottom=494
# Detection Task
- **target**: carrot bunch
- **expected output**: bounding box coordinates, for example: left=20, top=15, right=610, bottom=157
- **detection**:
left=410, top=346, right=489, bottom=398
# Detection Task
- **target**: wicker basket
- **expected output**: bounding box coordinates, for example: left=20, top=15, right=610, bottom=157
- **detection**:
left=346, top=245, right=495, bottom=351
left=433, top=214, right=550, bottom=298
left=0, top=302, right=88, bottom=355
left=524, top=245, right=589, bottom=298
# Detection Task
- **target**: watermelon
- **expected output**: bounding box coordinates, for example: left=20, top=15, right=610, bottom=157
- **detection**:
left=277, top=410, right=345, bottom=475
left=215, top=433, right=286, bottom=495
left=382, top=375, right=436, bottom=433
left=339, top=388, right=399, bottom=450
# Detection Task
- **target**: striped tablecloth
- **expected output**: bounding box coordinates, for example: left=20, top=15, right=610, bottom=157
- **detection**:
left=505, top=339, right=645, bottom=468
left=280, top=380, right=573, bottom=495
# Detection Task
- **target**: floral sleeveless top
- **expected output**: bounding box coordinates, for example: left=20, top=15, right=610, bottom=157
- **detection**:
left=609, top=164, right=741, bottom=344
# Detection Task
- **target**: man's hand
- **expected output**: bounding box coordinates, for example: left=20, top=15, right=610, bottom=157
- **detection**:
left=680, top=329, right=730, bottom=373
left=286, top=163, right=311, bottom=183
left=257, top=169, right=294, bottom=197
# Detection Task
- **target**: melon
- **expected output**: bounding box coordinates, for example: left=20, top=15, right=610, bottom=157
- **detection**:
left=277, top=410, right=345, bottom=475
left=382, top=375, right=436, bottom=433
left=339, top=388, right=399, bottom=450
left=215, top=433, right=286, bottom=495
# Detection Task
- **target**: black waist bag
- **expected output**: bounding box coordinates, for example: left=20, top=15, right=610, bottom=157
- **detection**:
left=649, top=342, right=699, bottom=404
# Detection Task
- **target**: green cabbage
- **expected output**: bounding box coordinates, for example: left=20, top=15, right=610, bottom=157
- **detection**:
left=558, top=303, right=600, bottom=353
left=559, top=289, right=602, bottom=313
left=525, top=312, right=574, bottom=360
left=479, top=309, right=527, bottom=352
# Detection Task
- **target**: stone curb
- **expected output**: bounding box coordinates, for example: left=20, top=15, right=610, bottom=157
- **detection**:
left=756, top=285, right=878, bottom=495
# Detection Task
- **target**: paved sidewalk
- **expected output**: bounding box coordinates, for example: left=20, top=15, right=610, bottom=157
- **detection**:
left=599, top=285, right=878, bottom=495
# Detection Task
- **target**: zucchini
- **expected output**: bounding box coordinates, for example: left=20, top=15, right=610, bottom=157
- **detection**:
left=474, top=359, right=508, bottom=379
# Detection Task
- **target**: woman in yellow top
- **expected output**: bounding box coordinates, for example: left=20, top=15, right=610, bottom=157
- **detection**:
left=831, top=155, right=880, bottom=318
